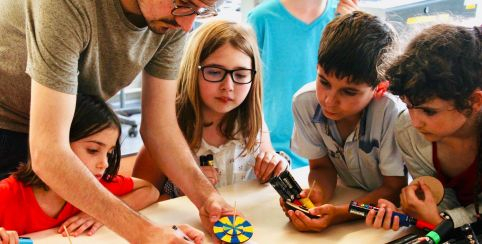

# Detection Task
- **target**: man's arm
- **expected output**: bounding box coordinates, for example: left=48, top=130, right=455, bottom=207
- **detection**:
left=29, top=81, right=170, bottom=243
left=140, top=72, right=233, bottom=228
left=139, top=72, right=217, bottom=207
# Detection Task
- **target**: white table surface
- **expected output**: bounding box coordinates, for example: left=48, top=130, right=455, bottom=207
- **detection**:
left=26, top=167, right=411, bottom=243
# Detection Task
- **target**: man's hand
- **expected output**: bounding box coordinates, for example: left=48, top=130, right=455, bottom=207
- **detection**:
left=0, top=227, right=18, bottom=244
left=254, top=151, right=289, bottom=183
left=141, top=225, right=204, bottom=244
left=336, top=0, right=359, bottom=15
left=59, top=212, right=103, bottom=237
left=175, top=224, right=205, bottom=244
left=198, top=193, right=235, bottom=242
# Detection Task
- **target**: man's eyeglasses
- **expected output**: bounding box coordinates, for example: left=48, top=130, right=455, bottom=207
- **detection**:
left=198, top=66, right=256, bottom=84
left=172, top=0, right=218, bottom=17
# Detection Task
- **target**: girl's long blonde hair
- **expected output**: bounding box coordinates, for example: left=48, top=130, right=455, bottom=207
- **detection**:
left=176, top=20, right=263, bottom=153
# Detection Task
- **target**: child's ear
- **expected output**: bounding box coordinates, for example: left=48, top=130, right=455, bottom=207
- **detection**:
left=373, top=80, right=390, bottom=99
left=470, top=89, right=482, bottom=112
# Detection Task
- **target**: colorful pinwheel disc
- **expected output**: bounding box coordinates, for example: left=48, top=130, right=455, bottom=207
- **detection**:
left=213, top=215, right=254, bottom=243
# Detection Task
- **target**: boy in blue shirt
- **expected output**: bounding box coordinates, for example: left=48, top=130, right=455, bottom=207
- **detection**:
left=282, top=11, right=407, bottom=231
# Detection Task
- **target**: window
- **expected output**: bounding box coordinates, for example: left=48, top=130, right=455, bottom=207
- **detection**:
left=360, top=0, right=480, bottom=34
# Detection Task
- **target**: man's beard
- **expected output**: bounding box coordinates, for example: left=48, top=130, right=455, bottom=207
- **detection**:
left=147, top=18, right=180, bottom=34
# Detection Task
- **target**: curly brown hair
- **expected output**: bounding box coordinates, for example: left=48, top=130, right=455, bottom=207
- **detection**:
left=388, top=24, right=482, bottom=218
left=388, top=24, right=482, bottom=111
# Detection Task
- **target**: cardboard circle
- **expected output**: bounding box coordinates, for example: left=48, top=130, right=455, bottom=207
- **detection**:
left=410, top=176, right=444, bottom=204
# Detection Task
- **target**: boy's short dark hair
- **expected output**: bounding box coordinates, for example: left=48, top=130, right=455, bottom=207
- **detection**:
left=318, top=11, right=397, bottom=87
left=388, top=24, right=482, bottom=112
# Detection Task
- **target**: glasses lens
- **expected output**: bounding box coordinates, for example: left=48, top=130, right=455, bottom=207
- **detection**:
left=172, top=7, right=195, bottom=16
left=203, top=67, right=225, bottom=82
left=197, top=7, right=216, bottom=17
left=233, top=70, right=253, bottom=84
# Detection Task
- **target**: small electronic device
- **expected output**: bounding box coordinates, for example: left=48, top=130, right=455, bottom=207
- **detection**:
left=19, top=237, right=33, bottom=244
left=269, top=170, right=318, bottom=219
left=348, top=201, right=435, bottom=230
left=200, top=154, right=214, bottom=166
left=460, top=224, right=480, bottom=244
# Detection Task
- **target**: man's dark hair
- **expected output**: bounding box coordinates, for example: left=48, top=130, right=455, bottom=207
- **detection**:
left=318, top=11, right=398, bottom=87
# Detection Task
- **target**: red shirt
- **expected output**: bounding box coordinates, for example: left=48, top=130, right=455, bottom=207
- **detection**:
left=0, top=175, right=133, bottom=235
left=433, top=142, right=479, bottom=206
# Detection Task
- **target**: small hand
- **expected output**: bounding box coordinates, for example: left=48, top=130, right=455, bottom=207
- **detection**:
left=279, top=197, right=290, bottom=217
left=365, top=199, right=401, bottom=231
left=254, top=151, right=289, bottom=183
left=400, top=180, right=442, bottom=225
left=287, top=204, right=337, bottom=232
left=0, top=227, right=18, bottom=244
left=176, top=224, right=205, bottom=244
left=59, top=211, right=103, bottom=236
left=200, top=166, right=219, bottom=186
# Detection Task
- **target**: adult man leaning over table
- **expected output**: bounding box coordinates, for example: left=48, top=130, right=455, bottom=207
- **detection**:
left=0, top=0, right=235, bottom=242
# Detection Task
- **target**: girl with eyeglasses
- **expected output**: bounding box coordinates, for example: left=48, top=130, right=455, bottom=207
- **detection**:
left=133, top=20, right=290, bottom=200
left=366, top=24, right=482, bottom=232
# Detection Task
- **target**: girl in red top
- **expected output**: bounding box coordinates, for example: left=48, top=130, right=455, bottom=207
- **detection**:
left=0, top=94, right=161, bottom=240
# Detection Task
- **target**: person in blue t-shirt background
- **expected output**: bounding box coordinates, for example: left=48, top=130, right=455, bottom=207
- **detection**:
left=247, top=0, right=359, bottom=168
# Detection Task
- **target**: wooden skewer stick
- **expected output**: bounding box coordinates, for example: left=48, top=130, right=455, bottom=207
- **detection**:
left=62, top=225, right=73, bottom=244
left=233, top=201, right=237, bottom=223
left=307, top=180, right=317, bottom=199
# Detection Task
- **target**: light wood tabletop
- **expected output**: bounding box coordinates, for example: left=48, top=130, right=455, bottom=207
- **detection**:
left=26, top=167, right=411, bottom=243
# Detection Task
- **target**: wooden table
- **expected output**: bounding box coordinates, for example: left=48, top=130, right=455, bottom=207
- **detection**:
left=27, top=167, right=411, bottom=243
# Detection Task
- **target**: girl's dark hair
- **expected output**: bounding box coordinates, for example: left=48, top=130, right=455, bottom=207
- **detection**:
left=13, top=94, right=122, bottom=190
left=389, top=24, right=482, bottom=217
left=318, top=11, right=398, bottom=87
left=477, top=26, right=482, bottom=219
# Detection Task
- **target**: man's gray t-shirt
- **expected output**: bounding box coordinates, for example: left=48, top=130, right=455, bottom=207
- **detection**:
left=0, top=0, right=186, bottom=133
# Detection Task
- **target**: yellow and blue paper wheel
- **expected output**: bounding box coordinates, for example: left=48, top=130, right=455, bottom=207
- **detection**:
left=213, top=215, right=254, bottom=243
